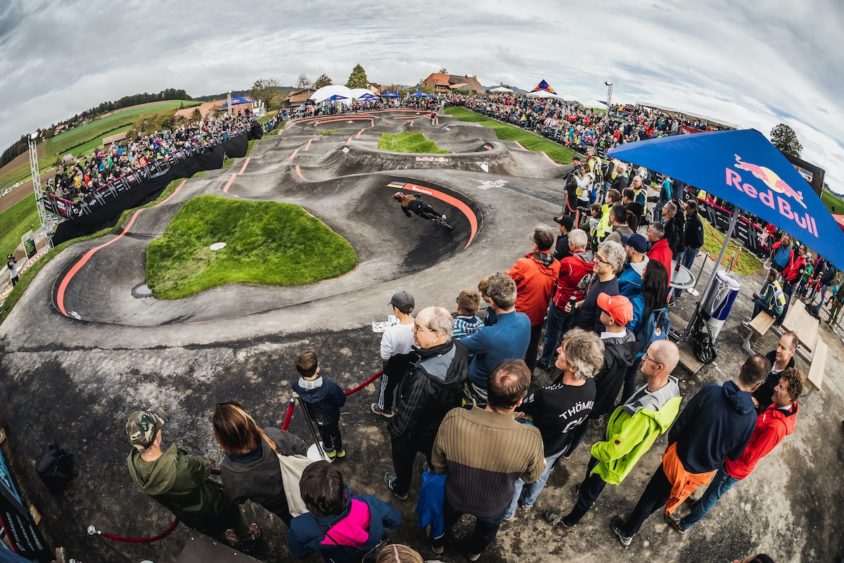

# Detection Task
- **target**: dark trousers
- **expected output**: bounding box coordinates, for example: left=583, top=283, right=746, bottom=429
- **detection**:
left=391, top=433, right=432, bottom=496
left=565, top=457, right=606, bottom=525
left=525, top=323, right=543, bottom=372
left=317, top=421, right=343, bottom=452
left=434, top=497, right=506, bottom=555
left=620, top=464, right=672, bottom=536
left=621, top=358, right=643, bottom=403
left=776, top=282, right=796, bottom=324
left=377, top=370, right=404, bottom=412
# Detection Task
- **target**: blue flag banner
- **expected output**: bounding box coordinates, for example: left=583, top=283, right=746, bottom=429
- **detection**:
left=608, top=129, right=844, bottom=271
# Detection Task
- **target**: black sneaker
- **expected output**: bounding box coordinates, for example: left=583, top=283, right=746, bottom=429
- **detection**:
left=545, top=511, right=575, bottom=530
left=664, top=512, right=687, bottom=535
left=384, top=472, right=408, bottom=501
left=536, top=360, right=552, bottom=371
left=611, top=516, right=633, bottom=547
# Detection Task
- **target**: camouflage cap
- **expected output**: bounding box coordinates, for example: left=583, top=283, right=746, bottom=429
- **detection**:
left=126, top=407, right=166, bottom=451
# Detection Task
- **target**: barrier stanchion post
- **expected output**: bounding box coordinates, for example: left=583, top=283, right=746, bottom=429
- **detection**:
left=294, top=392, right=326, bottom=461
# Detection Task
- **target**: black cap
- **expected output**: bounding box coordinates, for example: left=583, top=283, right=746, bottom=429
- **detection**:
left=553, top=215, right=575, bottom=230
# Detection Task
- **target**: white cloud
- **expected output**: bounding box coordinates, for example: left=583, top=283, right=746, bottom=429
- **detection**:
left=1, top=0, right=841, bottom=192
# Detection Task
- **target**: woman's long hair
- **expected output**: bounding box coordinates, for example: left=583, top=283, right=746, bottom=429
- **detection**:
left=642, top=260, right=669, bottom=318
left=212, top=402, right=272, bottom=455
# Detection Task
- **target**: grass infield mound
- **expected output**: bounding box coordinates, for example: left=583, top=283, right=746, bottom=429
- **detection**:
left=146, top=195, right=358, bottom=299
left=377, top=131, right=447, bottom=154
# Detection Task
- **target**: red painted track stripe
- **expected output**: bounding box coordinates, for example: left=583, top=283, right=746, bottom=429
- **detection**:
left=304, top=139, right=312, bottom=151
left=390, top=183, right=479, bottom=249
left=288, top=148, right=300, bottom=161
left=295, top=165, right=306, bottom=181
left=55, top=180, right=189, bottom=318
left=238, top=157, right=250, bottom=175
left=355, top=129, right=365, bottom=138
left=222, top=174, right=237, bottom=193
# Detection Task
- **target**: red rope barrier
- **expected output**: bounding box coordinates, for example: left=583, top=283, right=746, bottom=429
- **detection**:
left=88, top=518, right=179, bottom=544
left=282, top=369, right=384, bottom=429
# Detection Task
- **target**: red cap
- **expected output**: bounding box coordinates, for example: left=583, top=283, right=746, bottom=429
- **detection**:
left=597, top=292, right=633, bottom=326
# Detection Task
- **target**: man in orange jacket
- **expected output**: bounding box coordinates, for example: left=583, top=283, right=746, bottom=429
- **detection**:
left=507, top=225, right=561, bottom=371
left=667, top=368, right=801, bottom=533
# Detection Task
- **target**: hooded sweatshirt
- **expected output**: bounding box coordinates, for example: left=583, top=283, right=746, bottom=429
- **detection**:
left=292, top=375, right=346, bottom=425
left=127, top=445, right=229, bottom=524
left=590, top=377, right=682, bottom=485
left=288, top=490, right=400, bottom=562
left=724, top=402, right=798, bottom=479
left=389, top=341, right=469, bottom=444
left=591, top=330, right=637, bottom=417
left=507, top=252, right=561, bottom=326
left=668, top=381, right=757, bottom=474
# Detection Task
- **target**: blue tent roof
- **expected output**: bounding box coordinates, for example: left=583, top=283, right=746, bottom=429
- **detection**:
left=608, top=129, right=844, bottom=271
left=382, top=91, right=400, bottom=98
left=218, top=96, right=254, bottom=108
left=410, top=91, right=430, bottom=98
left=358, top=92, right=378, bottom=100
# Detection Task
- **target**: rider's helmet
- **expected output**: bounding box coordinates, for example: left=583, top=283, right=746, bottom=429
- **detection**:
left=392, top=192, right=406, bottom=202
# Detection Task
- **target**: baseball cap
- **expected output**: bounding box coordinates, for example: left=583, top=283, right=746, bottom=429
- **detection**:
left=621, top=233, right=648, bottom=253
left=126, top=407, right=166, bottom=451
left=390, top=291, right=415, bottom=313
left=553, top=215, right=574, bottom=230
left=597, top=293, right=633, bottom=326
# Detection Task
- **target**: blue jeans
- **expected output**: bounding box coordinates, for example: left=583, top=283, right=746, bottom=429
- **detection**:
left=505, top=450, right=561, bottom=518
left=682, top=246, right=700, bottom=271
left=678, top=468, right=739, bottom=530
left=538, top=303, right=573, bottom=366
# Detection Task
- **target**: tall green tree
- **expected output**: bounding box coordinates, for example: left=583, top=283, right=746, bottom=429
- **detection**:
left=251, top=78, right=282, bottom=109
left=770, top=123, right=802, bottom=158
left=345, top=64, right=369, bottom=89
left=313, top=74, right=333, bottom=89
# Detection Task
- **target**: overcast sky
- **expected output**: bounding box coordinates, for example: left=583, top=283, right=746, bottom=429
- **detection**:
left=2, top=0, right=842, bottom=192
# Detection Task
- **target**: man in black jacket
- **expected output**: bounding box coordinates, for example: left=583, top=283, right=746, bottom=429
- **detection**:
left=661, top=201, right=685, bottom=257
left=612, top=354, right=767, bottom=546
left=680, top=200, right=704, bottom=272
left=552, top=214, right=574, bottom=261
left=385, top=306, right=469, bottom=500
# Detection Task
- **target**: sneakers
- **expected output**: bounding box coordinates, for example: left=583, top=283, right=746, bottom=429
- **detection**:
left=325, top=448, right=336, bottom=460
left=384, top=472, right=409, bottom=501
left=335, top=449, right=347, bottom=462
left=664, top=512, right=687, bottom=535
left=370, top=403, right=395, bottom=419
left=430, top=536, right=445, bottom=555
left=467, top=553, right=481, bottom=561
left=545, top=512, right=574, bottom=529
left=611, top=516, right=633, bottom=547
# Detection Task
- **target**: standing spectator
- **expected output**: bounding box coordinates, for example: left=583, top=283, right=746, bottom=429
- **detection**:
left=461, top=273, right=531, bottom=405
left=646, top=221, right=673, bottom=288
left=6, top=255, right=18, bottom=287
left=611, top=162, right=629, bottom=192
left=562, top=157, right=584, bottom=217
left=452, top=289, right=484, bottom=340
left=507, top=226, right=561, bottom=371
left=776, top=245, right=806, bottom=325
left=604, top=204, right=636, bottom=244
left=289, top=461, right=400, bottom=561
left=477, top=275, right=497, bottom=327
left=538, top=229, right=593, bottom=370
left=292, top=350, right=347, bottom=461
left=505, top=330, right=604, bottom=519
left=564, top=295, right=636, bottom=457
left=668, top=369, right=802, bottom=533
left=631, top=176, right=648, bottom=227
left=213, top=402, right=307, bottom=527
left=386, top=307, right=468, bottom=500
left=654, top=176, right=673, bottom=220
left=596, top=190, right=622, bottom=242
left=431, top=360, right=545, bottom=560
left=372, top=292, right=416, bottom=419
left=618, top=233, right=650, bottom=332
left=680, top=200, right=704, bottom=273
left=662, top=202, right=685, bottom=258
left=770, top=234, right=793, bottom=273
left=552, top=215, right=575, bottom=261
left=611, top=354, right=767, bottom=546
left=546, top=340, right=682, bottom=529
left=126, top=408, right=259, bottom=548
left=622, top=188, right=644, bottom=228
left=751, top=331, right=797, bottom=411
left=572, top=241, right=625, bottom=334
left=813, top=263, right=837, bottom=309
left=829, top=279, right=844, bottom=326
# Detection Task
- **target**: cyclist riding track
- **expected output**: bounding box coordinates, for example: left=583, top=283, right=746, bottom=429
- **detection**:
left=9, top=108, right=573, bottom=349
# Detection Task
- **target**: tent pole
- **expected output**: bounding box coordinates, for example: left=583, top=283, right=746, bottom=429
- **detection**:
left=684, top=209, right=740, bottom=335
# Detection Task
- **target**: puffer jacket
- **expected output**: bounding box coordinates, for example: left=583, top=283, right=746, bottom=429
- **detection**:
left=507, top=252, right=561, bottom=325
left=617, top=260, right=647, bottom=332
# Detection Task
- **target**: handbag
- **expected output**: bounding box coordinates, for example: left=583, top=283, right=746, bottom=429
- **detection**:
left=276, top=453, right=315, bottom=517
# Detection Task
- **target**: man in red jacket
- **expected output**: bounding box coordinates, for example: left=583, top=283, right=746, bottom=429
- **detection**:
left=666, top=368, right=802, bottom=533
left=776, top=245, right=807, bottom=325
left=646, top=222, right=673, bottom=288
left=507, top=225, right=561, bottom=371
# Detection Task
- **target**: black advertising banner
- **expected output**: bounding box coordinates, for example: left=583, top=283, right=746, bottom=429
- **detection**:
left=0, top=449, right=50, bottom=562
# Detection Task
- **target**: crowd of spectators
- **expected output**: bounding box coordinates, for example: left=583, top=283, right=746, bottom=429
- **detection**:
left=45, top=112, right=262, bottom=210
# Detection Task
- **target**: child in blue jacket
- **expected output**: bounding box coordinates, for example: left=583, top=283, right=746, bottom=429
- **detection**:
left=292, top=350, right=347, bottom=460
left=289, top=461, right=400, bottom=562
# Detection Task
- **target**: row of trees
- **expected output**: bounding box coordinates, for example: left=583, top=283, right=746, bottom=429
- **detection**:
left=249, top=64, right=372, bottom=110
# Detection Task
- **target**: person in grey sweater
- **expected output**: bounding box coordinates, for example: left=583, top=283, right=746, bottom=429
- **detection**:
left=213, top=402, right=307, bottom=526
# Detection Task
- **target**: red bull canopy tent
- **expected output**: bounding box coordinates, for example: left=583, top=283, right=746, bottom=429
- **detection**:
left=608, top=128, right=844, bottom=272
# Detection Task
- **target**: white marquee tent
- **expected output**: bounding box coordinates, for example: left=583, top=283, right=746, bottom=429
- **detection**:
left=310, top=85, right=354, bottom=104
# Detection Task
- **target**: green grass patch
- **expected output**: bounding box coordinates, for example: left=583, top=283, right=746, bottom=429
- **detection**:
left=444, top=105, right=578, bottom=164
left=0, top=195, right=39, bottom=260
left=700, top=216, right=762, bottom=276
left=318, top=129, right=335, bottom=136
left=146, top=195, right=357, bottom=299
left=258, top=111, right=278, bottom=124
left=821, top=188, right=843, bottom=214
left=377, top=131, right=447, bottom=154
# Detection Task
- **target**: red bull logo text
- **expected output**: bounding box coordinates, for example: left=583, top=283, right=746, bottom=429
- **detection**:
left=726, top=155, right=818, bottom=238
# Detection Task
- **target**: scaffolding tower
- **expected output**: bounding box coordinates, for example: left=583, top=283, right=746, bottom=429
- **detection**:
left=27, top=132, right=57, bottom=236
